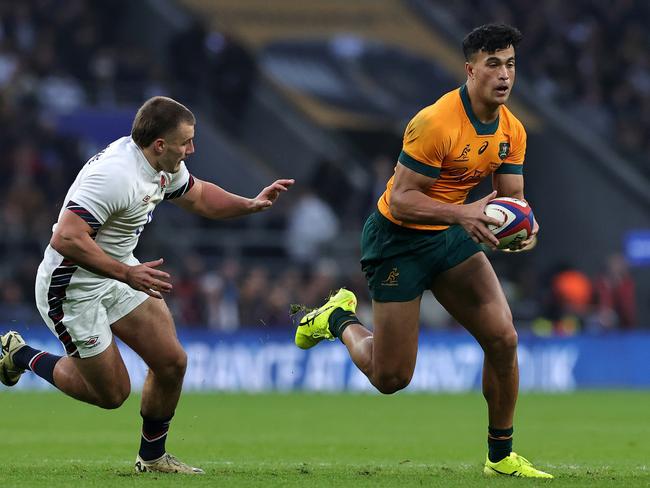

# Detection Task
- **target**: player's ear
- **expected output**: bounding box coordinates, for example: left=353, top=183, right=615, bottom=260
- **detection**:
left=465, top=61, right=474, bottom=79
left=152, top=138, right=165, bottom=155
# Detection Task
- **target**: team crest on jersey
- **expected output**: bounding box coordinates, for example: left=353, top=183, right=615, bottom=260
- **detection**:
left=498, top=142, right=510, bottom=160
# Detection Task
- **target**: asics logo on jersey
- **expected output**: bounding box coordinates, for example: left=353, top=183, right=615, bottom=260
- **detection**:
left=478, top=141, right=489, bottom=155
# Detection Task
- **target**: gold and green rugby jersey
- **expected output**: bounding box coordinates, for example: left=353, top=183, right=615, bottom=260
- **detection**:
left=378, top=85, right=526, bottom=230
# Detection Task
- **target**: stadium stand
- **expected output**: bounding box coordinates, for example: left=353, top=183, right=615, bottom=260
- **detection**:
left=435, top=0, right=650, bottom=179
left=0, top=0, right=646, bottom=331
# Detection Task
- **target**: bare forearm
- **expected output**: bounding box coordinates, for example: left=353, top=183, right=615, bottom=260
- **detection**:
left=390, top=189, right=465, bottom=225
left=175, top=177, right=293, bottom=219
left=50, top=233, right=130, bottom=282
left=185, top=182, right=255, bottom=219
left=202, top=189, right=254, bottom=219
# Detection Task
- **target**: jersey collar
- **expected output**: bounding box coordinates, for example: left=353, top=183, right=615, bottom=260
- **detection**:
left=129, top=137, right=160, bottom=178
left=459, top=84, right=499, bottom=136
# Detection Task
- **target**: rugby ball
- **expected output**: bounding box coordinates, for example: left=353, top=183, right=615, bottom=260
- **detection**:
left=484, top=197, right=534, bottom=250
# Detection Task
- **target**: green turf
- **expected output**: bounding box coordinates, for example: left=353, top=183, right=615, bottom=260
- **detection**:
left=1, top=391, right=649, bottom=487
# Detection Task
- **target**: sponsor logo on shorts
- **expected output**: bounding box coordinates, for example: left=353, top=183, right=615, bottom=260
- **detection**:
left=82, top=335, right=101, bottom=348
left=381, top=267, right=400, bottom=287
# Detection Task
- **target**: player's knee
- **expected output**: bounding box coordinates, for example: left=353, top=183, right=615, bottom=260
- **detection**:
left=171, top=348, right=187, bottom=376
left=498, top=328, right=518, bottom=351
left=374, top=373, right=412, bottom=395
left=97, top=384, right=130, bottom=409
left=155, top=348, right=187, bottom=381
left=484, top=327, right=518, bottom=360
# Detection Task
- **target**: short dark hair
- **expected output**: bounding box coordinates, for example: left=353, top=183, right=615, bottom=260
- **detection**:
left=462, top=23, right=523, bottom=61
left=131, top=96, right=195, bottom=147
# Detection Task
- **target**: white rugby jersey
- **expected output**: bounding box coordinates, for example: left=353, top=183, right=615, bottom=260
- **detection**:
left=41, top=136, right=194, bottom=268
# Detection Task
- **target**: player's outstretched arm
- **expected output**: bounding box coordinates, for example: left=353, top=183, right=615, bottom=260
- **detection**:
left=50, top=210, right=172, bottom=299
left=172, top=177, right=294, bottom=219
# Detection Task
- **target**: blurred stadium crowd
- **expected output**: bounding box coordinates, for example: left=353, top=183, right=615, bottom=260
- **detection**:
left=0, top=0, right=641, bottom=334
left=444, top=0, right=650, bottom=178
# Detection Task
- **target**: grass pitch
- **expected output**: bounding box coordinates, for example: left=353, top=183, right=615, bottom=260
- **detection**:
left=1, top=391, right=648, bottom=487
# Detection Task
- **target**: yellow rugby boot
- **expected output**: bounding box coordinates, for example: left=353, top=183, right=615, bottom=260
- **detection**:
left=293, top=288, right=357, bottom=349
left=135, top=453, right=204, bottom=474
left=0, top=331, right=27, bottom=387
left=484, top=452, right=553, bottom=478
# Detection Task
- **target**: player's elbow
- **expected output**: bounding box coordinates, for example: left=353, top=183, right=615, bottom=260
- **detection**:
left=50, top=230, right=82, bottom=256
left=49, top=232, right=65, bottom=254
left=389, top=192, right=408, bottom=221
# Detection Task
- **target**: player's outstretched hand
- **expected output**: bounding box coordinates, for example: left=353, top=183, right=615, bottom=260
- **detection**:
left=250, top=179, right=295, bottom=212
left=459, top=191, right=503, bottom=249
left=125, top=258, right=172, bottom=299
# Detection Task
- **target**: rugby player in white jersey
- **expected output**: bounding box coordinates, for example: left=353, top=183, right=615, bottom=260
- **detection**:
left=0, top=96, right=294, bottom=474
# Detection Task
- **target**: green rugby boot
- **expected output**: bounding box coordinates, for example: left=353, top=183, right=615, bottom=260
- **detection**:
left=484, top=452, right=553, bottom=478
left=0, top=331, right=27, bottom=386
left=293, top=288, right=357, bottom=349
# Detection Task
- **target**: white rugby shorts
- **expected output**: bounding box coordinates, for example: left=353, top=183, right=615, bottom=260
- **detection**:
left=35, top=255, right=149, bottom=359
